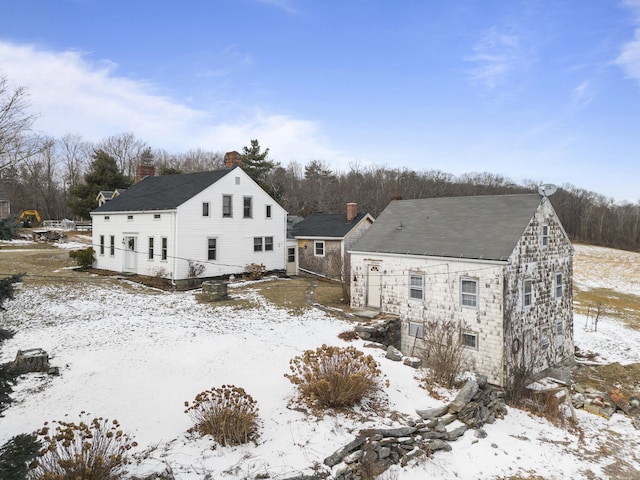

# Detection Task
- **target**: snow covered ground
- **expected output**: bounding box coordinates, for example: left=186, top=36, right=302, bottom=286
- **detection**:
left=0, top=243, right=639, bottom=479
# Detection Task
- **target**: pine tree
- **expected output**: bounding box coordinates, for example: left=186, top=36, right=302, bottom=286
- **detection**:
left=240, top=139, right=282, bottom=200
left=68, top=150, right=130, bottom=219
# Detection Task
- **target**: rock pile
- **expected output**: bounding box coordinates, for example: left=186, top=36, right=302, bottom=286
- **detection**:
left=320, top=376, right=507, bottom=480
left=354, top=318, right=400, bottom=349
left=571, top=384, right=640, bottom=425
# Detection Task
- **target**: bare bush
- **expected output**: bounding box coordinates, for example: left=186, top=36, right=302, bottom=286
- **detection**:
left=245, top=263, right=265, bottom=280
left=187, top=261, right=205, bottom=287
left=30, top=414, right=137, bottom=480
left=420, top=320, right=468, bottom=388
left=285, top=345, right=383, bottom=409
left=184, top=385, right=260, bottom=447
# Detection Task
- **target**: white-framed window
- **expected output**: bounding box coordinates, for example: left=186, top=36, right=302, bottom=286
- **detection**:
left=462, top=332, right=478, bottom=348
left=99, top=235, right=105, bottom=255
left=265, top=236, right=274, bottom=251
left=202, top=202, right=210, bottom=217
left=555, top=272, right=563, bottom=298
left=110, top=236, right=115, bottom=256
left=460, top=278, right=478, bottom=308
left=154, top=214, right=161, bottom=220
left=223, top=195, right=232, bottom=217
left=555, top=320, right=564, bottom=347
left=408, top=321, right=424, bottom=338
left=287, top=247, right=295, bottom=263
left=161, top=237, right=168, bottom=261
left=523, top=278, right=533, bottom=308
left=127, top=215, right=134, bottom=221
left=148, top=237, right=154, bottom=260
left=104, top=215, right=110, bottom=221
left=235, top=176, right=240, bottom=185
left=243, top=196, right=252, bottom=218
left=409, top=274, right=424, bottom=300
left=541, top=224, right=549, bottom=247
left=266, top=205, right=272, bottom=218
left=314, top=241, right=325, bottom=257
left=254, top=237, right=263, bottom=252
left=541, top=327, right=550, bottom=351
left=208, top=238, right=217, bottom=260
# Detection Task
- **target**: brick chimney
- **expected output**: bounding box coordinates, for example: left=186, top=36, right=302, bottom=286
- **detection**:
left=224, top=151, right=243, bottom=169
left=346, top=202, right=358, bottom=223
left=136, top=164, right=155, bottom=183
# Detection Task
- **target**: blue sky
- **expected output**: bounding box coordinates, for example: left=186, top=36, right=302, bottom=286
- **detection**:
left=1, top=0, right=639, bottom=202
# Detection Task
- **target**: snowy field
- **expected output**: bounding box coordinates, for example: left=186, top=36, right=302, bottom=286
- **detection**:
left=0, top=242, right=639, bottom=479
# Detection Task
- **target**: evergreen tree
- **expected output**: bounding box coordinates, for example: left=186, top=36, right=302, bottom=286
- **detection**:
left=240, top=139, right=282, bottom=200
left=0, top=434, right=41, bottom=480
left=68, top=150, right=130, bottom=219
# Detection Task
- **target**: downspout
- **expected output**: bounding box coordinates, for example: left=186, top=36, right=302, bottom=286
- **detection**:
left=171, top=210, right=178, bottom=288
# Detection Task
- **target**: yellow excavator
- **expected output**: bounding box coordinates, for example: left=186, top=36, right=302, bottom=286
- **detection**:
left=17, top=210, right=42, bottom=228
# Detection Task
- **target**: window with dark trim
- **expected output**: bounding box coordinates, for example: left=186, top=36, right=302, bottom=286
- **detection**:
left=161, top=237, right=168, bottom=261
left=223, top=195, right=232, bottom=217
left=202, top=202, right=210, bottom=217
left=127, top=215, right=133, bottom=221
left=154, top=214, right=161, bottom=220
left=243, top=197, right=252, bottom=218
left=148, top=237, right=154, bottom=260
left=208, top=238, right=217, bottom=260
left=266, top=205, right=272, bottom=218
left=99, top=235, right=105, bottom=255
left=110, top=236, right=115, bottom=256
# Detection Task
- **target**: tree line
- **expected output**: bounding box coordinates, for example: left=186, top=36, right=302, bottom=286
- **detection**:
left=1, top=75, right=638, bottom=251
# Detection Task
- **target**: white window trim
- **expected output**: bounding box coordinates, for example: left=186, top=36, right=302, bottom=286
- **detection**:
left=462, top=332, right=478, bottom=349
left=127, top=215, right=134, bottom=221
left=222, top=194, right=233, bottom=218
left=99, top=235, right=105, bottom=256
left=409, top=273, right=424, bottom=301
left=243, top=196, right=253, bottom=218
left=555, top=272, right=563, bottom=299
left=541, top=327, right=550, bottom=351
left=460, top=278, right=478, bottom=309
left=408, top=321, right=424, bottom=339
left=202, top=202, right=210, bottom=217
left=265, top=236, right=274, bottom=251
left=523, top=278, right=533, bottom=308
left=161, top=237, right=168, bottom=262
left=153, top=214, right=161, bottom=220
left=254, top=237, right=263, bottom=252
left=555, top=320, right=564, bottom=347
left=148, top=237, right=154, bottom=261
left=109, top=236, right=115, bottom=257
left=541, top=223, right=549, bottom=248
left=207, top=237, right=217, bottom=261
left=314, top=240, right=325, bottom=257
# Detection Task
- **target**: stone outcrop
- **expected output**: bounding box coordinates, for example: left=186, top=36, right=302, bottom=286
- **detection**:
left=321, top=377, right=507, bottom=479
left=354, top=317, right=400, bottom=348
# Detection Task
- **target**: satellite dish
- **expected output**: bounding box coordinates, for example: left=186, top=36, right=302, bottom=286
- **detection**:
left=538, top=183, right=557, bottom=197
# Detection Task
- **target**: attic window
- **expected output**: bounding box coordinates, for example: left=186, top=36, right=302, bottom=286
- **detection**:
left=541, top=224, right=549, bottom=247
left=127, top=215, right=133, bottom=221
left=202, top=202, right=210, bottom=217
left=154, top=214, right=161, bottom=220
left=104, top=216, right=110, bottom=221
left=235, top=176, right=240, bottom=185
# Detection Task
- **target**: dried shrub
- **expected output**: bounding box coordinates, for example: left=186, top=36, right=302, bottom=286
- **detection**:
left=184, top=385, right=260, bottom=447
left=245, top=263, right=266, bottom=280
left=420, top=320, right=468, bottom=389
left=69, top=247, right=95, bottom=269
left=337, top=330, right=359, bottom=342
left=187, top=261, right=205, bottom=287
left=285, top=345, right=383, bottom=409
left=30, top=414, right=137, bottom=480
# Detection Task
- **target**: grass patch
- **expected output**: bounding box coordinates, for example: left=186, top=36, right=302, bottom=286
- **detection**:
left=312, top=280, right=347, bottom=308
left=574, top=287, right=640, bottom=329
left=256, top=278, right=308, bottom=314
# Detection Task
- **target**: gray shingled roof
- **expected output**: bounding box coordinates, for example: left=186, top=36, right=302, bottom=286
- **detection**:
left=92, top=169, right=233, bottom=213
left=294, top=213, right=370, bottom=238
left=351, top=194, right=542, bottom=261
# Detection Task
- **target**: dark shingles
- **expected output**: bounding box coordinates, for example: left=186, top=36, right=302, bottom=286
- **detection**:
left=92, top=169, right=233, bottom=213
left=351, top=194, right=542, bottom=261
left=294, top=213, right=369, bottom=238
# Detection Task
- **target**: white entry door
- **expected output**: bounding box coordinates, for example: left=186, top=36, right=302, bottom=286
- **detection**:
left=123, top=236, right=137, bottom=272
left=367, top=264, right=381, bottom=308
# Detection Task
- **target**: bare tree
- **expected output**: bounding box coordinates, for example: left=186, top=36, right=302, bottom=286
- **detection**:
left=59, top=133, right=91, bottom=189
left=97, top=132, right=147, bottom=179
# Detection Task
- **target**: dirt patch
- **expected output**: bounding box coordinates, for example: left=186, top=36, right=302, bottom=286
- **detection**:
left=573, top=362, right=640, bottom=398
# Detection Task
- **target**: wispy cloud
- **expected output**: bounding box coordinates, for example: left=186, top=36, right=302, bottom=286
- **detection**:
left=0, top=41, right=348, bottom=166
left=616, top=0, right=640, bottom=83
left=465, top=26, right=524, bottom=88
left=255, top=0, right=299, bottom=15
left=572, top=80, right=595, bottom=109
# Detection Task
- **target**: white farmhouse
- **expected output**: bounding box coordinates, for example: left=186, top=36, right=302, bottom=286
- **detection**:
left=90, top=165, right=287, bottom=286
left=350, top=193, right=574, bottom=387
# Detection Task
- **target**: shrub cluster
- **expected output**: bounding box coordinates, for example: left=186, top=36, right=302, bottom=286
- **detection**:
left=245, top=263, right=266, bottom=280
left=285, top=344, right=383, bottom=409
left=30, top=415, right=137, bottom=480
left=69, top=247, right=95, bottom=269
left=184, top=385, right=260, bottom=447
left=420, top=320, right=468, bottom=389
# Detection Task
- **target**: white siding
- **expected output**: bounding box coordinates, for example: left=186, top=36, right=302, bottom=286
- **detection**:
left=90, top=168, right=287, bottom=281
